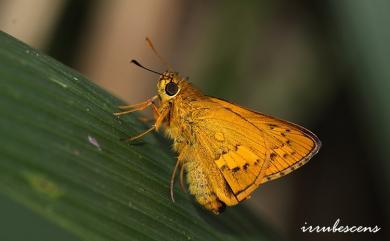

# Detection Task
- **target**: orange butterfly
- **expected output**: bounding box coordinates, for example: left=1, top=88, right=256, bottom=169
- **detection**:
left=115, top=38, right=321, bottom=214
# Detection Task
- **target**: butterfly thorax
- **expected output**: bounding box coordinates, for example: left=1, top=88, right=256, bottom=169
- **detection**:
left=158, top=74, right=207, bottom=152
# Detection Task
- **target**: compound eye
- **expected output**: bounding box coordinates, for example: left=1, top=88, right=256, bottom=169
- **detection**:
left=165, top=82, right=179, bottom=96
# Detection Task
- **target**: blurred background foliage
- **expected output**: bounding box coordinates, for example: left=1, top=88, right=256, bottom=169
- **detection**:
left=0, top=0, right=388, bottom=241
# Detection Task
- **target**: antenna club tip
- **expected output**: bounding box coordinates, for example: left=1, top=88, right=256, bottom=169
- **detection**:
left=129, top=59, right=162, bottom=75
left=130, top=59, right=139, bottom=65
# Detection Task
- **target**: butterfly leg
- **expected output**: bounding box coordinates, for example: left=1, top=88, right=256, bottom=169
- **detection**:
left=170, top=157, right=181, bottom=203
left=153, top=105, right=169, bottom=131
left=170, top=150, right=187, bottom=202
left=151, top=101, right=160, bottom=120
left=135, top=101, right=160, bottom=123
left=179, top=163, right=187, bottom=192
left=120, top=125, right=156, bottom=142
left=114, top=95, right=158, bottom=116
left=121, top=104, right=169, bottom=142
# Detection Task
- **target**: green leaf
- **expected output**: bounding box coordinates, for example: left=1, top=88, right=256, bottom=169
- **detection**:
left=0, top=31, right=278, bottom=241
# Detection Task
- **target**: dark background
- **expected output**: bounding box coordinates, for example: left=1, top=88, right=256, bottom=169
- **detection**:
left=0, top=1, right=388, bottom=241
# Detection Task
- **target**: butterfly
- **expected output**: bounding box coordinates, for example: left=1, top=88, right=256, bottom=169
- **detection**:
left=114, top=38, right=321, bottom=214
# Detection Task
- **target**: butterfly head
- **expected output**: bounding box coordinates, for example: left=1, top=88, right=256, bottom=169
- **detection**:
left=130, top=59, right=185, bottom=102
left=157, top=71, right=183, bottom=102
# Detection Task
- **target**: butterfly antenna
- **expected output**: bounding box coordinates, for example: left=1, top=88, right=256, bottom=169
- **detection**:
left=130, top=59, right=162, bottom=75
left=145, top=37, right=173, bottom=71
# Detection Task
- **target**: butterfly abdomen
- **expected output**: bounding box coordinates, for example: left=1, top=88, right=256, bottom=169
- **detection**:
left=185, top=161, right=226, bottom=214
left=165, top=124, right=226, bottom=214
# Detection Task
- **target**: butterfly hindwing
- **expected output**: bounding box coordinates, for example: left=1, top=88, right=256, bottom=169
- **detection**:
left=214, top=145, right=272, bottom=201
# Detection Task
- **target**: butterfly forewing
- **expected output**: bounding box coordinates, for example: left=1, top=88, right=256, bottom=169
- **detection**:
left=190, top=97, right=320, bottom=202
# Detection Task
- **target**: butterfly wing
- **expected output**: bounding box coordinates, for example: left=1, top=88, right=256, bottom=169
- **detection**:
left=210, top=98, right=321, bottom=181
left=189, top=97, right=320, bottom=204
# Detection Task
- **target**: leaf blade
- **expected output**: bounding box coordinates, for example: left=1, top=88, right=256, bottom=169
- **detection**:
left=0, top=31, right=275, bottom=241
